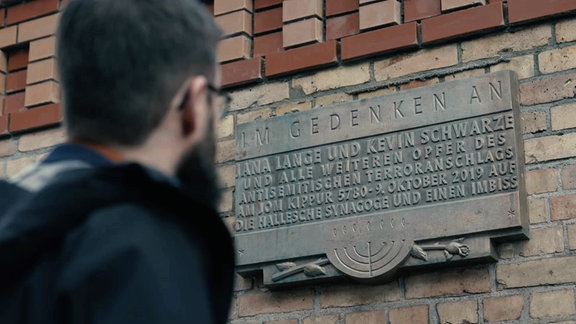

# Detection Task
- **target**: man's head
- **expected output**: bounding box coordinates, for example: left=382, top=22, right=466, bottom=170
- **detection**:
left=56, top=0, right=222, bottom=147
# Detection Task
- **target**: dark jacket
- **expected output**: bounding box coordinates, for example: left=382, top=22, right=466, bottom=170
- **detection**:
left=0, top=180, right=28, bottom=216
left=0, top=163, right=235, bottom=324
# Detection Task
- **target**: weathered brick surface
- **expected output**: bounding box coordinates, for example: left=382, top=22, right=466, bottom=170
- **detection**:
left=302, top=314, right=339, bottom=324
left=216, top=139, right=235, bottom=163
left=217, top=115, right=234, bottom=139
left=444, top=68, right=486, bottom=81
left=236, top=107, right=274, bottom=124
left=520, top=72, right=576, bottom=106
left=399, top=78, right=439, bottom=90
left=218, top=188, right=233, bottom=213
left=374, top=45, right=458, bottom=81
left=519, top=226, right=564, bottom=256
left=230, top=82, right=289, bottom=110
left=264, top=319, right=298, bottom=324
left=18, top=127, right=64, bottom=152
left=561, top=164, right=576, bottom=189
left=483, top=295, right=524, bottom=322
left=345, top=311, right=386, bottom=324
left=550, top=193, right=576, bottom=221
left=496, top=256, right=576, bottom=288
left=525, top=168, right=558, bottom=195
left=528, top=197, right=548, bottom=224
left=0, top=139, right=16, bottom=157
left=530, top=289, right=576, bottom=319
left=389, top=305, right=429, bottom=324
left=490, top=55, right=535, bottom=80
left=319, top=281, right=400, bottom=308
left=217, top=164, right=235, bottom=188
left=524, top=134, right=576, bottom=164
left=551, top=103, right=576, bottom=131
left=405, top=266, right=490, bottom=298
left=461, top=24, right=551, bottom=62
left=521, top=111, right=547, bottom=134
left=236, top=289, right=314, bottom=316
left=539, top=45, right=576, bottom=74
left=275, top=101, right=311, bottom=115
left=556, top=18, right=576, bottom=43
left=292, top=63, right=370, bottom=95
left=436, top=300, right=478, bottom=324
left=568, top=223, right=576, bottom=250
left=314, top=93, right=353, bottom=108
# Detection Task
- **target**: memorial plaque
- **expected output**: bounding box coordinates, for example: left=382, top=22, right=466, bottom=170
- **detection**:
left=234, top=70, right=528, bottom=287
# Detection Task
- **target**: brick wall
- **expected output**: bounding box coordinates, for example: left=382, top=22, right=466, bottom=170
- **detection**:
left=2, top=0, right=576, bottom=323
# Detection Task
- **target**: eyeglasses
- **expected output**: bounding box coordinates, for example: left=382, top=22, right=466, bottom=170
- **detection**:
left=177, top=83, right=232, bottom=120
left=207, top=83, right=232, bottom=119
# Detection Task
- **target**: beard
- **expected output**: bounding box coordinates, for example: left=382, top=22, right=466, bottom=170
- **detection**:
left=175, top=112, right=221, bottom=210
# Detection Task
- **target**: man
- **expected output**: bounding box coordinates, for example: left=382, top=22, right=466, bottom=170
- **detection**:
left=0, top=0, right=235, bottom=323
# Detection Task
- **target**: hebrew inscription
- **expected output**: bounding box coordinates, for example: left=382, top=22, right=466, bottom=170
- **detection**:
left=234, top=71, right=528, bottom=287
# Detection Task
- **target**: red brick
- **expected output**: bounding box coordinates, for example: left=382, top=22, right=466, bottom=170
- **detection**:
left=4, top=92, right=25, bottom=114
left=6, top=70, right=26, bottom=93
left=221, top=57, right=262, bottom=88
left=254, top=31, right=283, bottom=56
left=283, top=0, right=322, bottom=23
left=509, top=0, right=576, bottom=24
left=254, top=7, right=282, bottom=34
left=217, top=35, right=251, bottom=63
left=17, top=13, right=59, bottom=43
left=327, top=13, right=359, bottom=40
left=550, top=193, right=576, bottom=221
left=0, top=115, right=8, bottom=136
left=422, top=2, right=505, bottom=44
left=266, top=40, right=337, bottom=77
left=6, top=0, right=59, bottom=25
left=283, top=18, right=323, bottom=48
left=359, top=0, right=401, bottom=31
left=215, top=10, right=252, bottom=37
left=405, top=0, right=441, bottom=22
left=214, top=0, right=252, bottom=16
left=442, top=0, right=485, bottom=12
left=326, top=0, right=359, bottom=17
left=254, top=0, right=282, bottom=11
left=341, top=22, right=418, bottom=61
left=9, top=103, right=62, bottom=133
left=7, top=48, right=28, bottom=72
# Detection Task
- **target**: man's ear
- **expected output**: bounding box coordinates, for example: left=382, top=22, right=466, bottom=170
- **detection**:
left=180, top=76, right=209, bottom=138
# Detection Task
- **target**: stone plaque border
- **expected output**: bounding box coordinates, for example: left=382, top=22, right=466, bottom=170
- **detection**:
left=233, top=70, right=528, bottom=288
